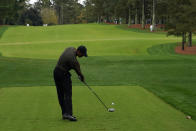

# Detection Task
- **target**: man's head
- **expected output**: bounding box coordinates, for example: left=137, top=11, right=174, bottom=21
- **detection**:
left=76, top=45, right=88, bottom=57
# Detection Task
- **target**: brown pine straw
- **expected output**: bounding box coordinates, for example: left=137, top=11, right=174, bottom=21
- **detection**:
left=175, top=43, right=196, bottom=55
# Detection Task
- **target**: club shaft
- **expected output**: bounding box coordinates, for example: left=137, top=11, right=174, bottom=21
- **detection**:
left=83, top=82, right=108, bottom=110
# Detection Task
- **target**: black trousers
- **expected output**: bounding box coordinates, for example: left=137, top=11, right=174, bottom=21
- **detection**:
left=53, top=67, right=73, bottom=115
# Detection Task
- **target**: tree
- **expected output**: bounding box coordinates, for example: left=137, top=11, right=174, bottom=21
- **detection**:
left=41, top=8, right=58, bottom=25
left=0, top=0, right=27, bottom=25
left=91, top=0, right=105, bottom=23
left=115, top=0, right=129, bottom=24
left=187, top=0, right=196, bottom=47
left=127, top=0, right=142, bottom=26
left=166, top=0, right=196, bottom=50
left=127, top=0, right=134, bottom=26
left=141, top=0, right=145, bottom=29
left=152, top=0, right=156, bottom=30
left=0, top=0, right=12, bottom=24
left=53, top=0, right=82, bottom=24
left=83, top=0, right=96, bottom=23
left=19, top=7, right=43, bottom=26
left=133, top=0, right=141, bottom=24
left=156, top=0, right=169, bottom=25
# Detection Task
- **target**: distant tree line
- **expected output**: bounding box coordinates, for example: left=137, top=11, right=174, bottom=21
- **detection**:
left=0, top=0, right=83, bottom=25
left=0, top=0, right=43, bottom=25
left=84, top=0, right=196, bottom=50
left=0, top=0, right=195, bottom=50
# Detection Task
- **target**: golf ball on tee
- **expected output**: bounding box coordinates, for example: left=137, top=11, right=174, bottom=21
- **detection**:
left=111, top=102, right=115, bottom=105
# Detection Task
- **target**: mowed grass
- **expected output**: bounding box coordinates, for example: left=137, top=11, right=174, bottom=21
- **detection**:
left=0, top=24, right=196, bottom=130
left=0, top=24, right=172, bottom=44
left=0, top=86, right=196, bottom=131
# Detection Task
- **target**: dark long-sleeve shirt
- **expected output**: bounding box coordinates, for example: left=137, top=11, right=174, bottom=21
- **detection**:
left=56, top=47, right=82, bottom=76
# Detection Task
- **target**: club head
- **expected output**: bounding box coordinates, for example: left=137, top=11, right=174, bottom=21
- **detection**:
left=108, top=108, right=115, bottom=112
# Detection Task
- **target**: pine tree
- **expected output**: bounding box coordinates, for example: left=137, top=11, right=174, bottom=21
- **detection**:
left=166, top=0, right=195, bottom=50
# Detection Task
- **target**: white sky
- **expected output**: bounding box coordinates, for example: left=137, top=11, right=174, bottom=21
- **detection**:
left=29, top=0, right=85, bottom=5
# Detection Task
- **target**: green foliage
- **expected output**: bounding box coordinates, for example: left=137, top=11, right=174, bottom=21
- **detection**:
left=53, top=0, right=83, bottom=24
left=18, top=7, right=43, bottom=26
left=0, top=0, right=27, bottom=25
left=83, top=0, right=156, bottom=25
left=82, top=0, right=97, bottom=23
left=165, top=0, right=196, bottom=49
left=166, top=0, right=196, bottom=34
left=41, top=8, right=58, bottom=25
left=115, top=0, right=128, bottom=18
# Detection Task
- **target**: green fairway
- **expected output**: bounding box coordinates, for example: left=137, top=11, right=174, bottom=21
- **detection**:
left=0, top=25, right=179, bottom=59
left=0, top=86, right=196, bottom=131
left=0, top=24, right=196, bottom=130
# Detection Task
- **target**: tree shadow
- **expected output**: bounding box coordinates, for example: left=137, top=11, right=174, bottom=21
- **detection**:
left=0, top=56, right=56, bottom=88
left=147, top=43, right=177, bottom=55
left=0, top=26, right=8, bottom=39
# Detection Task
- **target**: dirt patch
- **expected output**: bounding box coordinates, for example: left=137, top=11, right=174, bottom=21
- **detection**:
left=175, top=45, right=196, bottom=55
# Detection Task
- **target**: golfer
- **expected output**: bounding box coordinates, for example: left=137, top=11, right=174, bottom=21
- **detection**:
left=53, top=45, right=87, bottom=121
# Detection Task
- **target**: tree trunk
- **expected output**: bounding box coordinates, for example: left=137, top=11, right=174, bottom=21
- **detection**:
left=142, top=0, right=145, bottom=29
left=182, top=32, right=186, bottom=50
left=3, top=18, right=6, bottom=25
left=128, top=6, right=131, bottom=26
left=188, top=32, right=192, bottom=47
left=58, top=6, right=61, bottom=24
left=61, top=5, right=64, bottom=24
left=152, top=0, right=156, bottom=31
left=86, top=10, right=88, bottom=23
left=135, top=7, right=138, bottom=24
left=184, top=33, right=186, bottom=43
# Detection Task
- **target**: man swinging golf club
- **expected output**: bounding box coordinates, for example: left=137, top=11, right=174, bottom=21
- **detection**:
left=53, top=45, right=87, bottom=121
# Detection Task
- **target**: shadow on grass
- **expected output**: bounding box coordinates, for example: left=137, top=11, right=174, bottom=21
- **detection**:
left=0, top=56, right=57, bottom=88
left=0, top=26, right=8, bottom=39
left=147, top=43, right=177, bottom=55
left=147, top=42, right=196, bottom=60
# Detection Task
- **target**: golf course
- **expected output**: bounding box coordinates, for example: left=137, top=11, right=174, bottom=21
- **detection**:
left=0, top=24, right=196, bottom=131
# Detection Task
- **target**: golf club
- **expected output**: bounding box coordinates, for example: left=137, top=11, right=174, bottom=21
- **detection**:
left=83, top=82, right=115, bottom=112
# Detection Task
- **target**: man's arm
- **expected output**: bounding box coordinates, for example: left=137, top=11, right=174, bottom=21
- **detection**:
left=73, top=60, right=85, bottom=82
